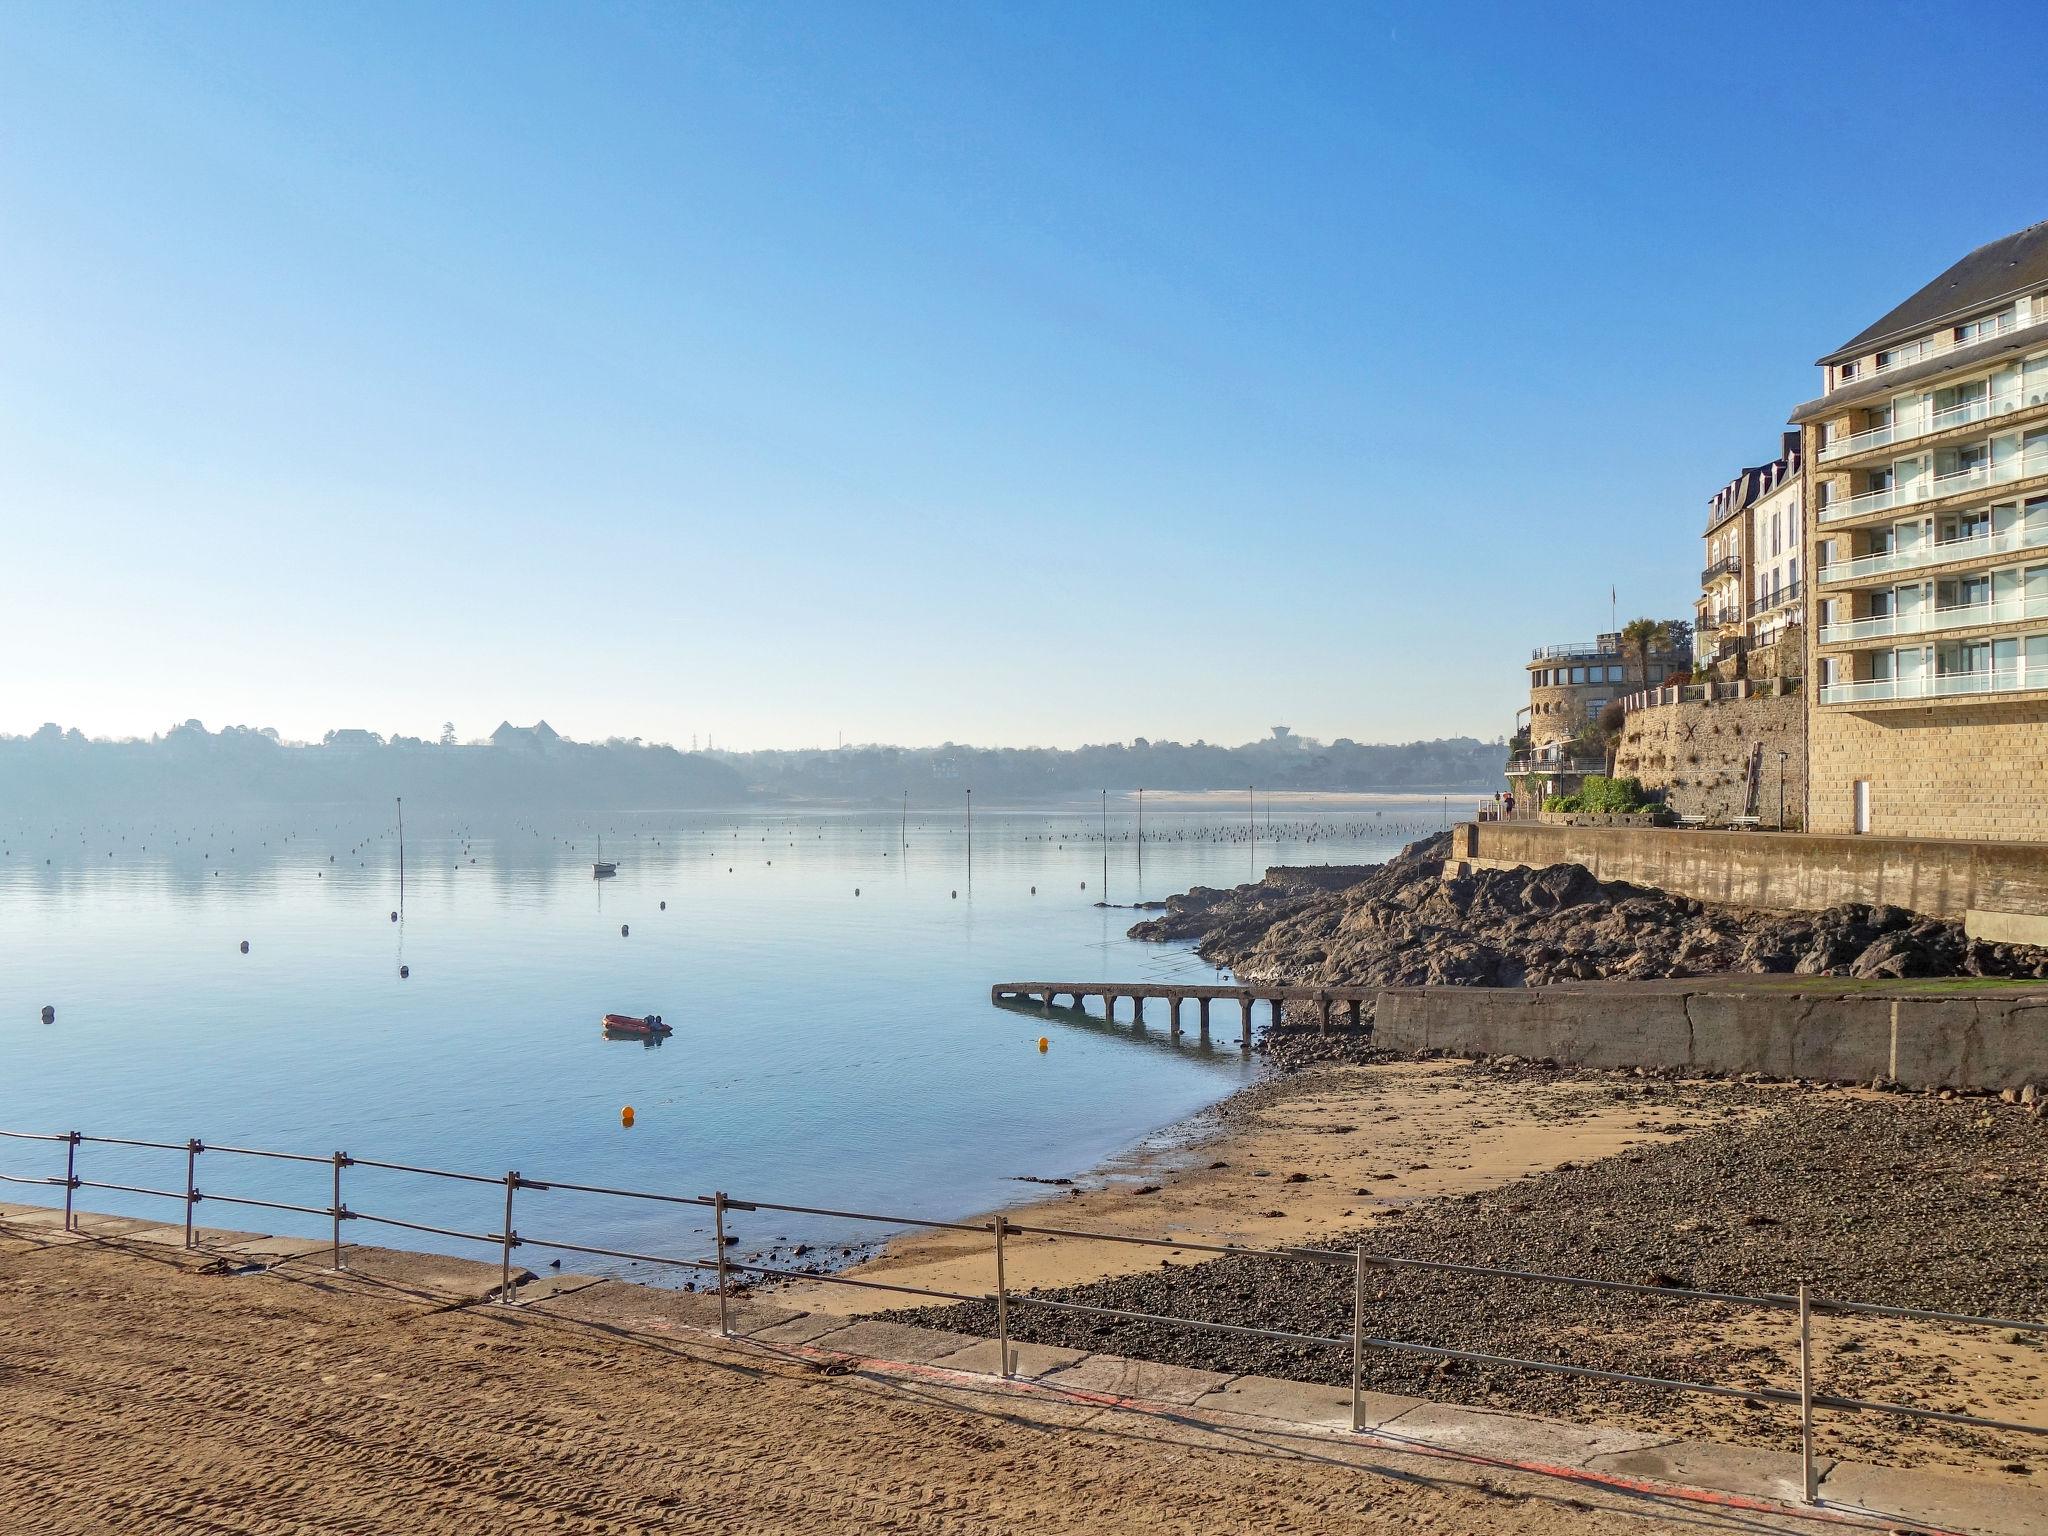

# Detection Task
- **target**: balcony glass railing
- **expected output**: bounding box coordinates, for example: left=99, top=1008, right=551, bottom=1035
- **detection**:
left=1820, top=516, right=2048, bottom=585
left=1818, top=590, right=2048, bottom=646
left=1816, top=387, right=2039, bottom=463
left=1843, top=308, right=2031, bottom=385
left=1822, top=446, right=2048, bottom=523
left=1820, top=660, right=2048, bottom=706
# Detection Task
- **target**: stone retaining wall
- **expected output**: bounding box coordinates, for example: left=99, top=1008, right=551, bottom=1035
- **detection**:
left=1452, top=820, right=2048, bottom=945
left=1370, top=985, right=2048, bottom=1091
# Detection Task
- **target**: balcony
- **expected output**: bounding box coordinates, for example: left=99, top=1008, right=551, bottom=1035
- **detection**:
left=1820, top=659, right=2048, bottom=706
left=1699, top=554, right=1742, bottom=586
left=1506, top=755, right=1605, bottom=777
left=1818, top=589, right=2048, bottom=646
left=1816, top=383, right=2048, bottom=464
left=1530, top=642, right=1615, bottom=662
left=1748, top=581, right=1803, bottom=617
left=1820, top=443, right=2048, bottom=524
left=1820, top=516, right=2048, bottom=586
left=1835, top=307, right=2036, bottom=390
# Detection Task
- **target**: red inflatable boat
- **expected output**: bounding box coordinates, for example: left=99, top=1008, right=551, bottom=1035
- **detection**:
left=601, top=1013, right=671, bottom=1036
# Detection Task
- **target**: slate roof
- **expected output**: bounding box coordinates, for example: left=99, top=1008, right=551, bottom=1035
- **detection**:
left=1817, top=220, right=2048, bottom=366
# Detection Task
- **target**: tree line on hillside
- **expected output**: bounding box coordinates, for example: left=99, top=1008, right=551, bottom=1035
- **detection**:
left=0, top=720, right=747, bottom=814
left=716, top=729, right=1505, bottom=800
left=0, top=721, right=1504, bottom=815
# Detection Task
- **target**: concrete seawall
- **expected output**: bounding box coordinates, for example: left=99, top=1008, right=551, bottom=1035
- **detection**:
left=1453, top=821, right=2048, bottom=946
left=1369, top=983, right=2048, bottom=1091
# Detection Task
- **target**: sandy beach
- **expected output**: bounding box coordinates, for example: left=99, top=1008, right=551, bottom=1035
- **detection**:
left=0, top=1224, right=1846, bottom=1536
left=781, top=1058, right=1727, bottom=1310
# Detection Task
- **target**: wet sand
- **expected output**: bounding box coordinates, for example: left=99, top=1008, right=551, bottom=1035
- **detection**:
left=783, top=1060, right=1728, bottom=1311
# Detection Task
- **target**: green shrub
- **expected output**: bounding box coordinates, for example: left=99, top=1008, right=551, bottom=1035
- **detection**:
left=1545, top=775, right=1656, bottom=815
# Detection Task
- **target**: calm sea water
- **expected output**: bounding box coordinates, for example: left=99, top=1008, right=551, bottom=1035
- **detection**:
left=0, top=799, right=1446, bottom=1275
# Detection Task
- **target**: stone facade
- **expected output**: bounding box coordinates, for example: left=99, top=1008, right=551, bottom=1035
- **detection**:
left=1612, top=692, right=1806, bottom=826
left=1806, top=697, right=2048, bottom=840
left=1791, top=222, right=2048, bottom=840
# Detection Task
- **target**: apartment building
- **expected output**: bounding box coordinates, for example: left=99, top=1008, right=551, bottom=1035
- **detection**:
left=1793, top=220, right=2048, bottom=838
left=1696, top=434, right=1805, bottom=681
left=1747, top=437, right=1804, bottom=663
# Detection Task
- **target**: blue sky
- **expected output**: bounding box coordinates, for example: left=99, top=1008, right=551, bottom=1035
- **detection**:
left=4, top=1, right=2046, bottom=749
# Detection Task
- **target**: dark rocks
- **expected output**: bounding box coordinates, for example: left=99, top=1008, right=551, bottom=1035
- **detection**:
left=1129, top=839, right=2048, bottom=995
left=887, top=1082, right=2048, bottom=1461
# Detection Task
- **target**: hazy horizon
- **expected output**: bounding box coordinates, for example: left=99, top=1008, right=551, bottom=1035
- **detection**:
left=7, top=3, right=2046, bottom=748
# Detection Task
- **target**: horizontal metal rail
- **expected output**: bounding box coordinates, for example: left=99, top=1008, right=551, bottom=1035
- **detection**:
left=194, top=1191, right=333, bottom=1220
left=1015, top=1294, right=1352, bottom=1350
left=721, top=1195, right=996, bottom=1236
left=511, top=1233, right=718, bottom=1273
left=203, top=1144, right=333, bottom=1166
left=72, top=1178, right=184, bottom=1202
left=1811, top=1389, right=2048, bottom=1438
left=342, top=1208, right=501, bottom=1246
left=511, top=1175, right=710, bottom=1208
left=1809, top=1294, right=2048, bottom=1334
left=722, top=1255, right=987, bottom=1306
left=6, top=1117, right=2044, bottom=1492
left=1006, top=1221, right=1352, bottom=1266
left=346, top=1156, right=505, bottom=1186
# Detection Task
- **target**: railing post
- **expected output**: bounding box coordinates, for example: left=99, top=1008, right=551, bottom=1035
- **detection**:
left=63, top=1132, right=79, bottom=1232
left=499, top=1171, right=518, bottom=1304
left=1351, top=1242, right=1365, bottom=1432
left=330, top=1152, right=347, bottom=1269
left=1799, top=1281, right=1817, bottom=1504
left=713, top=1191, right=731, bottom=1337
left=994, top=1215, right=1012, bottom=1380
left=183, top=1139, right=202, bottom=1249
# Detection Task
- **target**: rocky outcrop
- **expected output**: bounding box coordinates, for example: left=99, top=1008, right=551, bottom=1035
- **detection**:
left=1128, top=833, right=2048, bottom=986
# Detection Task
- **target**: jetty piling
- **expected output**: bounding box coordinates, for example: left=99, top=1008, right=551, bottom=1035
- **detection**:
left=991, top=981, right=1378, bottom=1051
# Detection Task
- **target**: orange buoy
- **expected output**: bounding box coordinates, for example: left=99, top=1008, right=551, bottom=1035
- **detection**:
left=1038, top=1036, right=1050, bottom=1052
left=621, top=1106, right=635, bottom=1127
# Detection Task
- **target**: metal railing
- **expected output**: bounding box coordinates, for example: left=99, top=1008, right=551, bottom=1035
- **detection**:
left=1819, top=660, right=2048, bottom=705
left=1699, top=555, right=1742, bottom=586
left=1817, top=381, right=2046, bottom=464
left=2, top=1123, right=2043, bottom=1508
left=1820, top=514, right=2048, bottom=586
left=1819, top=589, right=2048, bottom=646
left=1747, top=581, right=1802, bottom=616
left=1829, top=306, right=2036, bottom=396
left=1823, top=445, right=2048, bottom=524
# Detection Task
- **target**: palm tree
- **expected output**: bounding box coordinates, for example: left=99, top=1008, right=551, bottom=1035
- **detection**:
left=1620, top=618, right=1671, bottom=690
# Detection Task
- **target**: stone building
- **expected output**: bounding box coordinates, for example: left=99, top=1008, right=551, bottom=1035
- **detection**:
left=1793, top=219, right=2048, bottom=837
left=1696, top=434, right=1805, bottom=682
left=1516, top=625, right=1691, bottom=772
